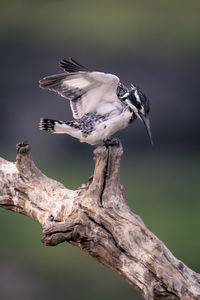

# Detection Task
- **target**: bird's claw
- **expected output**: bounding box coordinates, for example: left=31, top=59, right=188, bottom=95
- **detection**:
left=103, top=138, right=120, bottom=148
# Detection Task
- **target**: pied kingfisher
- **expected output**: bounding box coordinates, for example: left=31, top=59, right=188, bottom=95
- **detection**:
left=39, top=58, right=153, bottom=145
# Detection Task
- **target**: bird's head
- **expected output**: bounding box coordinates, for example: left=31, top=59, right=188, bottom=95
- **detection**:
left=122, top=84, right=153, bottom=145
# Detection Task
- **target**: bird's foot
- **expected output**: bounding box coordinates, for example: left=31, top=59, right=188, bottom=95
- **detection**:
left=103, top=138, right=120, bottom=148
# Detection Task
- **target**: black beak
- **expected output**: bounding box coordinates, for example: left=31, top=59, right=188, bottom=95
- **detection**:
left=138, top=113, right=153, bottom=145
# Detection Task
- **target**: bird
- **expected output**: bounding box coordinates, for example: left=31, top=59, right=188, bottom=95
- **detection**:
left=39, top=58, right=153, bottom=146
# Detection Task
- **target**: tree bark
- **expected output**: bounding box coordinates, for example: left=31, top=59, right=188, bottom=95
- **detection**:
left=0, top=141, right=200, bottom=300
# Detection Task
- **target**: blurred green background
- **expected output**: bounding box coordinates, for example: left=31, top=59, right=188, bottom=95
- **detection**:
left=0, top=1, right=200, bottom=299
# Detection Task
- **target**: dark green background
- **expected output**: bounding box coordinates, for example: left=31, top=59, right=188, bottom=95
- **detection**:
left=0, top=1, right=200, bottom=299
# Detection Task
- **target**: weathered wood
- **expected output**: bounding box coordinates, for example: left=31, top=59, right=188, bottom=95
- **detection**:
left=0, top=141, right=200, bottom=300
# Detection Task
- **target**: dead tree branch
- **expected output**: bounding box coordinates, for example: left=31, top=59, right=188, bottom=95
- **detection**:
left=0, top=141, right=200, bottom=300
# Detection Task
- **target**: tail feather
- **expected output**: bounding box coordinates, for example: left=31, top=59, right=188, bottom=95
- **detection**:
left=39, top=118, right=81, bottom=136
left=39, top=118, right=55, bottom=132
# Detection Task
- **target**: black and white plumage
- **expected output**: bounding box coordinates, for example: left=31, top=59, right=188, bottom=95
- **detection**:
left=39, top=58, right=153, bottom=145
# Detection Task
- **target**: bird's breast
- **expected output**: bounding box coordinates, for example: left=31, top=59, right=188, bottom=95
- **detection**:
left=80, top=108, right=132, bottom=145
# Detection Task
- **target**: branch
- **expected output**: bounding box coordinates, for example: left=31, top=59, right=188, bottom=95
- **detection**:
left=0, top=141, right=200, bottom=300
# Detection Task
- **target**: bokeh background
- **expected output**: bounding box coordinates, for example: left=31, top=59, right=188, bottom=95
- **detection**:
left=0, top=1, right=200, bottom=299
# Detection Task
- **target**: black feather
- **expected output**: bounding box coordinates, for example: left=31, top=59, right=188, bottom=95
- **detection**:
left=59, top=58, right=88, bottom=73
left=39, top=118, right=55, bottom=132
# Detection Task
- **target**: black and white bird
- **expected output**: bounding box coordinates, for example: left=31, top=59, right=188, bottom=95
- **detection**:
left=39, top=58, right=153, bottom=146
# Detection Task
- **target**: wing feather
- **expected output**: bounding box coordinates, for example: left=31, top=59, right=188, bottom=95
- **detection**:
left=39, top=68, right=120, bottom=119
left=59, top=58, right=88, bottom=73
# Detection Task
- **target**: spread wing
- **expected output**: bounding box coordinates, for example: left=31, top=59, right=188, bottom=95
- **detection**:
left=39, top=59, right=120, bottom=119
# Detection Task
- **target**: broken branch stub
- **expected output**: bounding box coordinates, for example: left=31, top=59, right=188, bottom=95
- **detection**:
left=0, top=140, right=200, bottom=300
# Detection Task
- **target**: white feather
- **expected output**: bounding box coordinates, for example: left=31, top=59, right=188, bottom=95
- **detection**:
left=41, top=70, right=121, bottom=119
left=66, top=72, right=121, bottom=119
left=134, top=90, right=141, bottom=103
left=63, top=77, right=90, bottom=89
